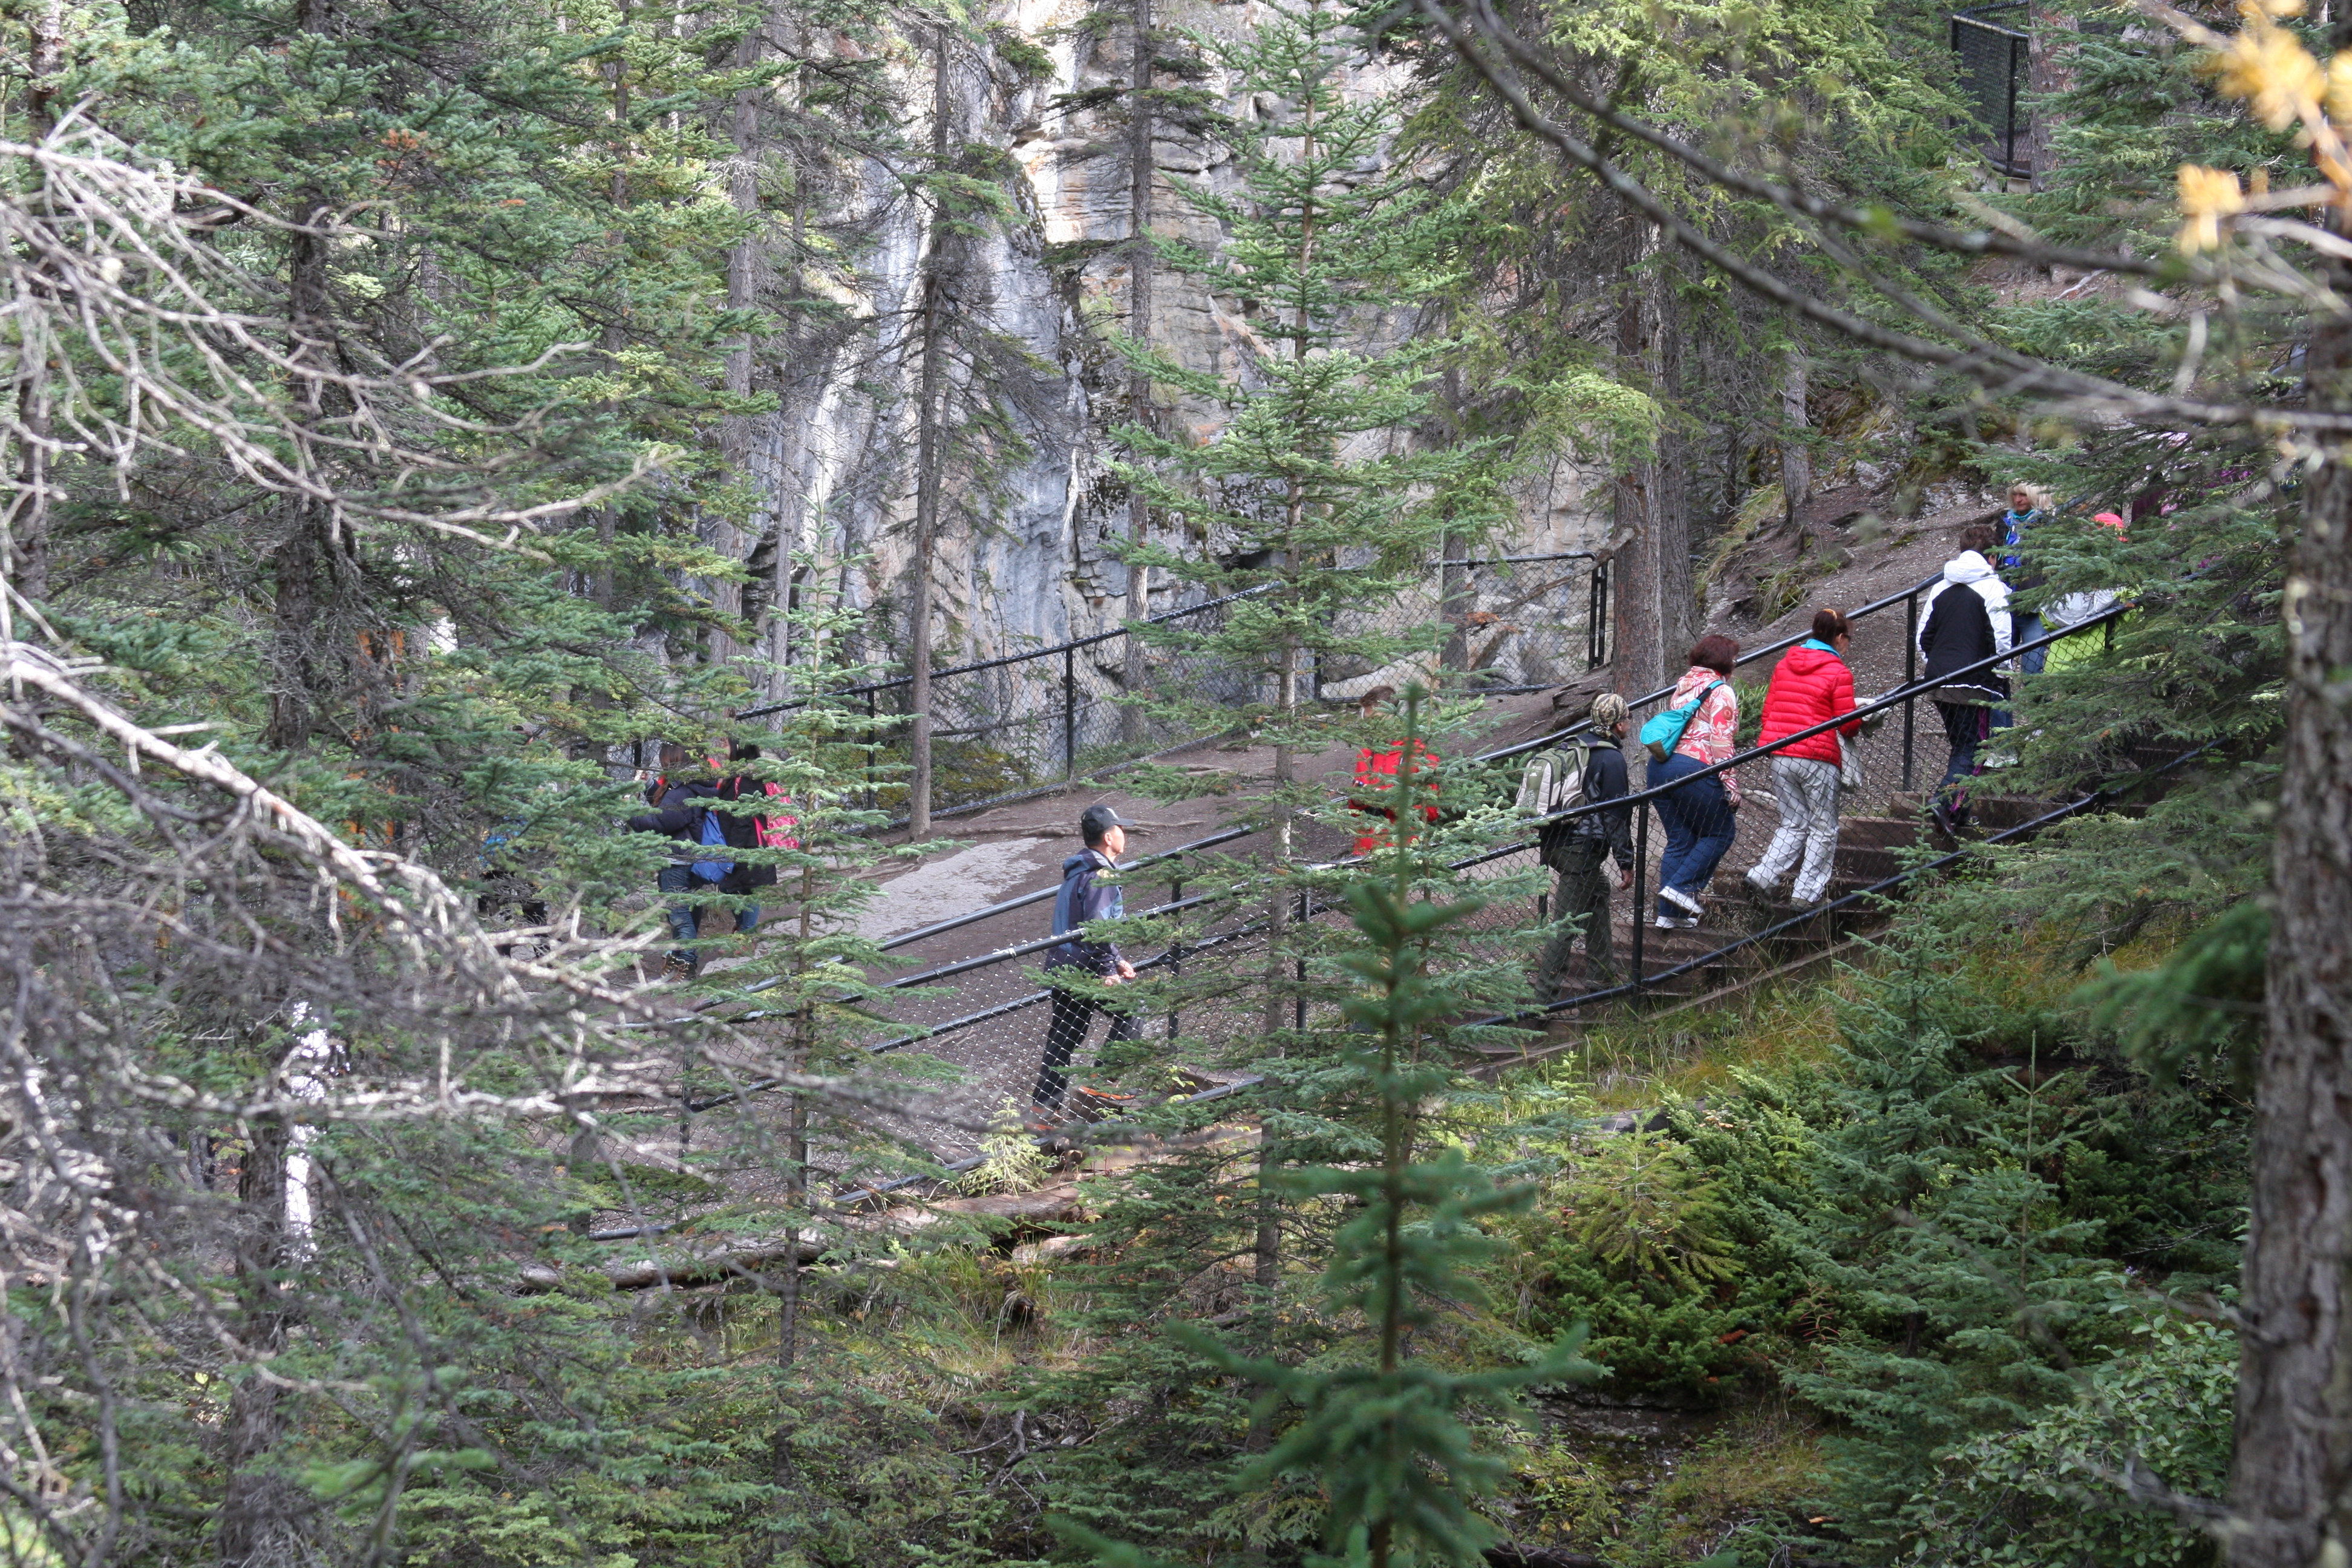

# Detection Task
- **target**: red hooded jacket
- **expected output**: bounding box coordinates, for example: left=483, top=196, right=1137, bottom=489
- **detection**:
left=1757, top=641, right=1860, bottom=766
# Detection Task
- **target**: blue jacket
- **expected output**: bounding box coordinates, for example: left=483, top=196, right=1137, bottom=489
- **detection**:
left=1048, top=849, right=1126, bottom=976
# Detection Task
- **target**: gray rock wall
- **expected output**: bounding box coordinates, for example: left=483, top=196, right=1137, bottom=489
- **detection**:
left=746, top=0, right=1613, bottom=682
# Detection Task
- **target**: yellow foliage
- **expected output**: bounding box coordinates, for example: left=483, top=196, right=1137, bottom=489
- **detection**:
left=2177, top=165, right=2247, bottom=253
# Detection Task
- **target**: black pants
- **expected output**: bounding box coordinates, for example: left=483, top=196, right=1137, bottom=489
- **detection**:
left=1036, top=972, right=1140, bottom=1111
left=1933, top=701, right=1992, bottom=815
left=1537, top=840, right=1615, bottom=994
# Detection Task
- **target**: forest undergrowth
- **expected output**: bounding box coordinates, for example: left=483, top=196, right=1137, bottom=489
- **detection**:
left=531, top=890, right=2245, bottom=1568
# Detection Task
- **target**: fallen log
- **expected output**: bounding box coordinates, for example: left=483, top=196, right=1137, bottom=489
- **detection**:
left=517, top=1181, right=1092, bottom=1293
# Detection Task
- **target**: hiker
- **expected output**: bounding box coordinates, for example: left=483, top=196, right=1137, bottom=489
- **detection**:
left=2044, top=512, right=2131, bottom=673
left=1031, top=803, right=1143, bottom=1132
left=1525, top=693, right=1636, bottom=998
left=1998, top=482, right=2052, bottom=675
left=1917, top=524, right=2013, bottom=837
left=1745, top=608, right=1864, bottom=910
left=1643, top=635, right=1742, bottom=930
left=625, top=741, right=782, bottom=980
left=1350, top=685, right=1442, bottom=857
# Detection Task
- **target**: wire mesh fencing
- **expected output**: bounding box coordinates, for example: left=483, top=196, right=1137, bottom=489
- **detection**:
left=1950, top=3, right=2029, bottom=178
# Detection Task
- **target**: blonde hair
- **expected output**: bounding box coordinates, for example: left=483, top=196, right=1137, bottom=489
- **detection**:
left=2007, top=480, right=2050, bottom=511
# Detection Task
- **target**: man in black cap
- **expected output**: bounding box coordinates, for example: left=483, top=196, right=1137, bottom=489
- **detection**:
left=1030, top=803, right=1142, bottom=1131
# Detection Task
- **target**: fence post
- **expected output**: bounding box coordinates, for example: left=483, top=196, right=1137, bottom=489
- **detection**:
left=1588, top=561, right=1609, bottom=670
left=866, top=688, right=878, bottom=814
left=1063, top=644, right=1077, bottom=781
left=1168, top=877, right=1183, bottom=1041
left=1902, top=589, right=1919, bottom=794
left=1629, top=802, right=1648, bottom=1005
left=1294, top=887, right=1308, bottom=1032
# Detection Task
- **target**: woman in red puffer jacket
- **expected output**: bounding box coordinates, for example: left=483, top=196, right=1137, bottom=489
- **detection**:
left=1744, top=609, right=1863, bottom=908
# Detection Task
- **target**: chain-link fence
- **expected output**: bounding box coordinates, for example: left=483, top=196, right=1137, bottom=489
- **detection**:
left=1950, top=3, right=2030, bottom=178
left=740, top=554, right=1605, bottom=823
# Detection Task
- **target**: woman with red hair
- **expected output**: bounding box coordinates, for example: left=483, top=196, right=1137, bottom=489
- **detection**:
left=1647, top=635, right=1742, bottom=928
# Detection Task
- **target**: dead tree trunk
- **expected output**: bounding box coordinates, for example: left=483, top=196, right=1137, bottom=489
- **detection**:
left=2228, top=256, right=2352, bottom=1566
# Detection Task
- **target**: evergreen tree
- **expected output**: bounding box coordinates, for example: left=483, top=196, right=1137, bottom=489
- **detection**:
left=1059, top=691, right=1595, bottom=1567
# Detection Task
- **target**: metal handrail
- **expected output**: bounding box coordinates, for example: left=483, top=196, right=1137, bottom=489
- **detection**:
left=661, top=568, right=1957, bottom=1019
left=1477, top=571, right=1943, bottom=766
left=735, top=552, right=1600, bottom=720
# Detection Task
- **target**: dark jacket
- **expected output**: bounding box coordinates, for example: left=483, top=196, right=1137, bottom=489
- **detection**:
left=1539, top=741, right=1635, bottom=870
left=1047, top=849, right=1126, bottom=976
left=1999, top=507, right=2047, bottom=595
left=626, top=775, right=779, bottom=893
left=1918, top=552, right=2013, bottom=704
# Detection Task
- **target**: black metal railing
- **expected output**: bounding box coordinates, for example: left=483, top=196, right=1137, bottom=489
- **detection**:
left=736, top=553, right=1602, bottom=825
left=668, top=574, right=2151, bottom=1189
left=1951, top=3, right=2030, bottom=178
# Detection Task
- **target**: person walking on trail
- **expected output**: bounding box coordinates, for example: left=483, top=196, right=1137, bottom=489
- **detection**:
left=1999, top=482, right=2053, bottom=676
left=1644, top=635, right=1743, bottom=930
left=1527, top=693, right=1636, bottom=999
left=1031, top=803, right=1143, bottom=1133
left=626, top=740, right=782, bottom=981
left=1745, top=608, right=1864, bottom=911
left=1917, top=524, right=2013, bottom=838
left=1350, top=685, right=1442, bottom=857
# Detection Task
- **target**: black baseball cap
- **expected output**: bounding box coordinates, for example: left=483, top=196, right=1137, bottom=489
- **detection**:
left=1080, top=803, right=1137, bottom=841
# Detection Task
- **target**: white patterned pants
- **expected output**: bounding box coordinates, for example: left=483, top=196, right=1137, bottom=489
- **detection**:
left=1750, top=756, right=1842, bottom=905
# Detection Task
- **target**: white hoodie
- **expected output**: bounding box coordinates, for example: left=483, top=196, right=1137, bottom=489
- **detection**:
left=1918, top=550, right=2013, bottom=667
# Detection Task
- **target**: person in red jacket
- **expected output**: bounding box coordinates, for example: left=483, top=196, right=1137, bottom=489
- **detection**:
left=1350, top=685, right=1441, bottom=857
left=1744, top=608, right=1864, bottom=908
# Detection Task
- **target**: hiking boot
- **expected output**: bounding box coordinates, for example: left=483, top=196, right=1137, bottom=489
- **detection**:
left=662, top=953, right=694, bottom=983
left=1929, top=800, right=1959, bottom=840
left=1740, top=873, right=1777, bottom=907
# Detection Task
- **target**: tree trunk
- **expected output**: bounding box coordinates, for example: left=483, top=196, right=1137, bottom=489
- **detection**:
left=218, top=1119, right=298, bottom=1566
left=1607, top=243, right=1691, bottom=696
left=711, top=20, right=765, bottom=670
left=767, top=193, right=811, bottom=705
left=906, top=26, right=951, bottom=839
left=2025, top=1, right=2077, bottom=193
left=1780, top=347, right=1811, bottom=528
left=5, top=0, right=65, bottom=614
left=2229, top=260, right=2352, bottom=1566
left=1121, top=0, right=1154, bottom=744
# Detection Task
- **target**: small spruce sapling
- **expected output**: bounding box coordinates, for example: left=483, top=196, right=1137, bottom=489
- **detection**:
left=1057, top=690, right=1596, bottom=1568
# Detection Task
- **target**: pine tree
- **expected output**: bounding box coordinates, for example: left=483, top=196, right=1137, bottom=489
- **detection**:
left=1059, top=691, right=1596, bottom=1567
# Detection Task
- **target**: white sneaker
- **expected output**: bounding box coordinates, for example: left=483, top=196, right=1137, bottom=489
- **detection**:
left=1661, top=886, right=1705, bottom=917
left=1655, top=913, right=1698, bottom=929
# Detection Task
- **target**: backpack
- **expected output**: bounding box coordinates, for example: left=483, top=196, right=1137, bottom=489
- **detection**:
left=1521, top=740, right=1610, bottom=873
left=691, top=808, right=734, bottom=884
left=1515, top=740, right=1598, bottom=820
left=1639, top=680, right=1724, bottom=763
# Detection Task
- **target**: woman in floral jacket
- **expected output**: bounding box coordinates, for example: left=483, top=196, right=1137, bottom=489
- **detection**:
left=1647, top=635, right=1742, bottom=927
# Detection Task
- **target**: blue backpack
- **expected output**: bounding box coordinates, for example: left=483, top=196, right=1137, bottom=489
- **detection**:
left=1639, top=680, right=1724, bottom=762
left=691, top=808, right=734, bottom=884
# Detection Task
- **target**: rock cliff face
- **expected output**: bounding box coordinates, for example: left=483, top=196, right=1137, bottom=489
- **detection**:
left=740, top=0, right=1613, bottom=682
